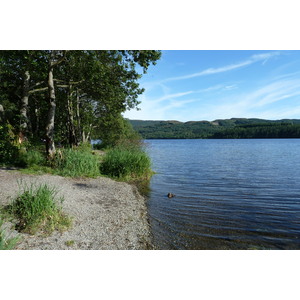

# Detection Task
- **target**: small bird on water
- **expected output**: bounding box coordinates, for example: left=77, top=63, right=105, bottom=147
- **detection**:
left=167, top=193, right=175, bottom=198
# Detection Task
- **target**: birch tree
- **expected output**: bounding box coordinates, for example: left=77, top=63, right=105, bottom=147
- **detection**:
left=0, top=50, right=161, bottom=157
left=45, top=50, right=67, bottom=157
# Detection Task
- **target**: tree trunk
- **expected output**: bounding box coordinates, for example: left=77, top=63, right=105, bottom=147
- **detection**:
left=34, top=98, right=40, bottom=135
left=19, top=70, right=30, bottom=143
left=45, top=50, right=67, bottom=157
left=67, top=85, right=78, bottom=147
left=0, top=104, right=4, bottom=122
left=82, top=124, right=92, bottom=143
left=45, top=56, right=56, bottom=158
left=76, top=89, right=82, bottom=143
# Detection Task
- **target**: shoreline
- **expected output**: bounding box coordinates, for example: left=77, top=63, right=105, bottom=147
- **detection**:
left=0, top=168, right=154, bottom=250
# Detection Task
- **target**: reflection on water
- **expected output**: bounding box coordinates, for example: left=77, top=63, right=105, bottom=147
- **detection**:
left=146, top=139, right=300, bottom=250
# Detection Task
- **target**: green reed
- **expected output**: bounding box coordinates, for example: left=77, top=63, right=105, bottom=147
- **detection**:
left=7, top=182, right=71, bottom=235
left=100, top=146, right=152, bottom=180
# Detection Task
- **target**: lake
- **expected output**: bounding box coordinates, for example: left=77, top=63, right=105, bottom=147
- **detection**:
left=145, top=139, right=300, bottom=250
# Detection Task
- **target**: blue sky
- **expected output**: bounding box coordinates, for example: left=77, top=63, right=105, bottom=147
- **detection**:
left=123, top=50, right=300, bottom=122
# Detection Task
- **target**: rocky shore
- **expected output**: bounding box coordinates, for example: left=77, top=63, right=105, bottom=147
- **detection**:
left=0, top=168, right=153, bottom=250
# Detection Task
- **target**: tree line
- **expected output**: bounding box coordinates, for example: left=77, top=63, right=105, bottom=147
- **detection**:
left=0, top=50, right=161, bottom=158
left=209, top=123, right=300, bottom=139
left=129, top=119, right=300, bottom=139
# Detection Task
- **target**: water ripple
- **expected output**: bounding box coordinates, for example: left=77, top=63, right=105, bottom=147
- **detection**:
left=146, top=139, right=300, bottom=250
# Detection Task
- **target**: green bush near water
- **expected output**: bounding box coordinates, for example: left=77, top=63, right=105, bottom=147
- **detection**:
left=7, top=183, right=71, bottom=235
left=53, top=148, right=100, bottom=178
left=100, top=146, right=152, bottom=180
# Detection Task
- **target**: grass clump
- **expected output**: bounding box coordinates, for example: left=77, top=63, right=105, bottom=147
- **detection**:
left=65, top=240, right=75, bottom=247
left=100, top=146, right=152, bottom=180
left=0, top=218, right=19, bottom=250
left=7, top=182, right=72, bottom=235
left=53, top=148, right=100, bottom=178
left=18, top=149, right=45, bottom=168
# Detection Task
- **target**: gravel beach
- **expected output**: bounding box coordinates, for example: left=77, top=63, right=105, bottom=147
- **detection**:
left=0, top=168, right=153, bottom=250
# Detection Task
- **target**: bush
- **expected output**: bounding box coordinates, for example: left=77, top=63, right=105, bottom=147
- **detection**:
left=98, top=115, right=142, bottom=148
left=100, top=146, right=152, bottom=180
left=7, top=182, right=71, bottom=234
left=0, top=123, right=19, bottom=165
left=53, top=148, right=100, bottom=178
left=76, top=142, right=93, bottom=152
left=0, top=218, right=19, bottom=250
left=18, top=149, right=45, bottom=168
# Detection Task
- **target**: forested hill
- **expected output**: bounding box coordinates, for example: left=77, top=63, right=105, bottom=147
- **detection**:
left=129, top=118, right=300, bottom=139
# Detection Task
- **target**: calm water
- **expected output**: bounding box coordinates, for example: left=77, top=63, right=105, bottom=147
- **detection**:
left=145, top=139, right=300, bottom=250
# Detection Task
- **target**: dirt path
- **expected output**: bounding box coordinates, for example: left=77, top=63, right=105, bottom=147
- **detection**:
left=0, top=168, right=153, bottom=250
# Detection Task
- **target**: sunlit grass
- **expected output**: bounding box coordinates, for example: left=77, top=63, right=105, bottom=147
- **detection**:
left=53, top=148, right=101, bottom=178
left=100, top=146, right=152, bottom=180
left=6, top=182, right=72, bottom=235
left=0, top=218, right=19, bottom=250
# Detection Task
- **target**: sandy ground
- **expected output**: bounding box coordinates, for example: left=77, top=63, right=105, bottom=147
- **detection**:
left=0, top=168, right=153, bottom=250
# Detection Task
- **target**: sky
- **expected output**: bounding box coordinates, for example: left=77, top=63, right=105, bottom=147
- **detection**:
left=123, top=50, right=300, bottom=122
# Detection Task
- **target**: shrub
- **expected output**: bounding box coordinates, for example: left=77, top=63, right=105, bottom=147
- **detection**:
left=7, top=182, right=71, bottom=235
left=0, top=218, right=19, bottom=250
left=100, top=146, right=152, bottom=180
left=18, top=149, right=45, bottom=168
left=53, top=148, right=100, bottom=178
left=76, top=142, right=93, bottom=152
left=98, top=115, right=142, bottom=148
left=0, top=123, right=19, bottom=165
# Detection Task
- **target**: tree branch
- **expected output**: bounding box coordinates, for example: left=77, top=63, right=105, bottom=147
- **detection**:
left=29, top=81, right=46, bottom=91
left=29, top=87, right=48, bottom=94
left=50, top=50, right=68, bottom=68
left=29, top=82, right=84, bottom=93
left=54, top=79, right=85, bottom=85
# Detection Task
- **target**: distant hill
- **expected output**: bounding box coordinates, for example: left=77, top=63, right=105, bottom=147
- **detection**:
left=128, top=118, right=300, bottom=139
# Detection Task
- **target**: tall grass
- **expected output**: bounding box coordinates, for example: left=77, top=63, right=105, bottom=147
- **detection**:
left=0, top=218, right=19, bottom=250
left=100, top=146, right=152, bottom=180
left=53, top=148, right=100, bottom=178
left=7, top=182, right=71, bottom=235
left=18, top=149, right=45, bottom=167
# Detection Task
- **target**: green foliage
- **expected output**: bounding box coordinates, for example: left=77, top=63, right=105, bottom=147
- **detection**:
left=76, top=142, right=93, bottom=152
left=0, top=218, right=19, bottom=250
left=210, top=123, right=300, bottom=139
left=0, top=50, right=161, bottom=155
left=7, top=182, right=71, bottom=235
left=97, top=114, right=142, bottom=148
left=53, top=148, right=100, bottom=178
left=100, top=145, right=152, bottom=180
left=13, top=144, right=101, bottom=178
left=19, top=165, right=53, bottom=176
left=65, top=240, right=75, bottom=247
left=0, top=123, right=19, bottom=165
left=129, top=118, right=300, bottom=139
left=18, top=149, right=45, bottom=168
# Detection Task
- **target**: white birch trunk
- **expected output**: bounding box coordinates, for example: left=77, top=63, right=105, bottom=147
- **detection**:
left=45, top=54, right=56, bottom=158
left=0, top=104, right=4, bottom=122
left=19, top=70, right=30, bottom=142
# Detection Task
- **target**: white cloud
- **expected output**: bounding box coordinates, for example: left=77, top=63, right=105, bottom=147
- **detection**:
left=162, top=51, right=281, bottom=82
left=190, top=77, right=300, bottom=121
left=123, top=82, right=240, bottom=120
left=153, top=91, right=194, bottom=103
left=124, top=52, right=300, bottom=122
left=224, top=84, right=238, bottom=91
left=243, top=79, right=300, bottom=108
